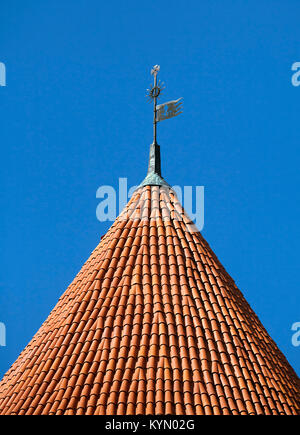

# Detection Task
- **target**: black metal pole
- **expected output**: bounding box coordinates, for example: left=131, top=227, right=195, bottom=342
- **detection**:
left=153, top=72, right=157, bottom=144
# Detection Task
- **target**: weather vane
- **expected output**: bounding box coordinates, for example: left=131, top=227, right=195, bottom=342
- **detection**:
left=146, top=65, right=183, bottom=145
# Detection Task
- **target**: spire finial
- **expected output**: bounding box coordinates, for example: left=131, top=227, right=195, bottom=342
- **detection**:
left=146, top=65, right=183, bottom=145
left=147, top=65, right=163, bottom=145
left=140, top=66, right=183, bottom=188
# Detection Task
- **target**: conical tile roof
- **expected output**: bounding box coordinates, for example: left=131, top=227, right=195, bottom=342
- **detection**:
left=0, top=147, right=299, bottom=415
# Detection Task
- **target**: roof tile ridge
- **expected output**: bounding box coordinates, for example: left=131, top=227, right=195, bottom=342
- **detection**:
left=125, top=367, right=141, bottom=415
left=210, top=360, right=234, bottom=415
left=144, top=314, right=160, bottom=413
left=127, top=186, right=151, bottom=222
left=181, top=294, right=221, bottom=414
left=156, top=192, right=197, bottom=415
left=96, top=243, right=146, bottom=414
left=153, top=186, right=175, bottom=314
left=138, top=235, right=156, bottom=415
left=95, top=215, right=141, bottom=287
left=97, top=294, right=139, bottom=414
left=135, top=366, right=147, bottom=415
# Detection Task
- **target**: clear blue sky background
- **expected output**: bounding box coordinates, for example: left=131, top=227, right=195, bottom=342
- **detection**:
left=1, top=0, right=299, bottom=379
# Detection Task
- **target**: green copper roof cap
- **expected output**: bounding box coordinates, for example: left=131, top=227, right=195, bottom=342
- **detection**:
left=139, top=142, right=170, bottom=188
left=139, top=171, right=170, bottom=188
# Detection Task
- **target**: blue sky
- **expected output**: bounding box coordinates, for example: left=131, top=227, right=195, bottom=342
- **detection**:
left=1, top=0, right=299, bottom=378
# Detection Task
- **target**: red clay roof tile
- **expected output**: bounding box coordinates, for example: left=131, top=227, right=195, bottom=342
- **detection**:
left=0, top=184, right=299, bottom=415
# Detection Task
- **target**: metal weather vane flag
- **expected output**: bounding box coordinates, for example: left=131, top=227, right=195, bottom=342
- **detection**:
left=156, top=98, right=183, bottom=122
left=146, top=65, right=183, bottom=144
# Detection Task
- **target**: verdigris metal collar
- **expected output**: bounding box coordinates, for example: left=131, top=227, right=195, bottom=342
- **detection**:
left=139, top=142, right=170, bottom=188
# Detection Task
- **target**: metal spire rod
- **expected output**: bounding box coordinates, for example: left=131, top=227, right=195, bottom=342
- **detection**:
left=143, top=65, right=183, bottom=183
left=146, top=65, right=183, bottom=145
left=153, top=70, right=158, bottom=144
left=147, top=64, right=162, bottom=145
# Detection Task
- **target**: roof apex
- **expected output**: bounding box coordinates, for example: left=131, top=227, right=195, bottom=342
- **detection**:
left=139, top=142, right=170, bottom=188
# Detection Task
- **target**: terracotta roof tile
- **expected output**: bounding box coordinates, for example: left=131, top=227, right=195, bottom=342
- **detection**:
left=0, top=184, right=299, bottom=415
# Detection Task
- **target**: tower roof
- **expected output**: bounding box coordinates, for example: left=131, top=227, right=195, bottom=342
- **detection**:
left=0, top=182, right=299, bottom=415
left=0, top=65, right=299, bottom=415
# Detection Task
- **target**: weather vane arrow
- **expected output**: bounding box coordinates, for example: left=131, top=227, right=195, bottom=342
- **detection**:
left=146, top=65, right=183, bottom=144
